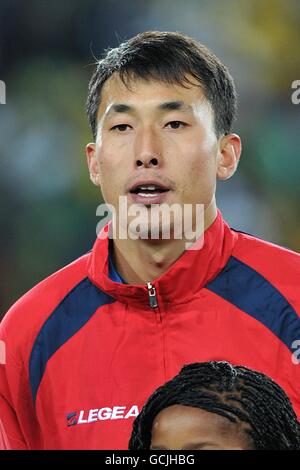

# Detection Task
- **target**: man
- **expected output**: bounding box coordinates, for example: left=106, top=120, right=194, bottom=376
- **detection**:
left=0, top=31, right=300, bottom=450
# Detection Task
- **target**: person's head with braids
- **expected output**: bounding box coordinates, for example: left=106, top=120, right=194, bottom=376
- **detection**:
left=129, top=361, right=300, bottom=450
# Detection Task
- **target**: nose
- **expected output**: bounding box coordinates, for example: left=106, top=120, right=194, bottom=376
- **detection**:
left=134, top=126, right=162, bottom=168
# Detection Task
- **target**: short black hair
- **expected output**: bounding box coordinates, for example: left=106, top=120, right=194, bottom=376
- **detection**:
left=128, top=361, right=300, bottom=450
left=86, top=31, right=237, bottom=140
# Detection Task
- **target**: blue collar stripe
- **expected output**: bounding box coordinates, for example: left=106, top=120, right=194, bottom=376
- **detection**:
left=109, top=253, right=125, bottom=284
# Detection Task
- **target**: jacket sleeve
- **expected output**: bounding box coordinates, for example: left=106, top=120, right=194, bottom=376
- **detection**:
left=0, top=418, right=11, bottom=449
left=0, top=312, right=33, bottom=450
left=0, top=358, right=28, bottom=450
left=0, top=289, right=48, bottom=450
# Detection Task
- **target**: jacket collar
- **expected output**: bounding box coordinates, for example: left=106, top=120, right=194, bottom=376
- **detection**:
left=87, top=209, right=237, bottom=309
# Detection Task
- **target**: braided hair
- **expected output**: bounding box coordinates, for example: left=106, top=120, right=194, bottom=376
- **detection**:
left=128, top=361, right=300, bottom=450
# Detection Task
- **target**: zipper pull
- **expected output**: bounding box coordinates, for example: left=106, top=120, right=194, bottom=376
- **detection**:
left=147, top=282, right=158, bottom=308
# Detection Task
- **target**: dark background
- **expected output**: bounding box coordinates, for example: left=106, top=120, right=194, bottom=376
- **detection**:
left=0, top=0, right=299, bottom=315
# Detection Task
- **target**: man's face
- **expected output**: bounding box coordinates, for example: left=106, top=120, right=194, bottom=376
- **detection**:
left=86, top=74, right=233, bottom=239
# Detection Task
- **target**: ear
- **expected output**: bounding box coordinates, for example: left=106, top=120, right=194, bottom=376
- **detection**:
left=86, top=142, right=100, bottom=187
left=217, top=133, right=242, bottom=181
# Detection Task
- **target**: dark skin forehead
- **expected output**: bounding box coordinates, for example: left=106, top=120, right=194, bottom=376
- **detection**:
left=150, top=404, right=252, bottom=450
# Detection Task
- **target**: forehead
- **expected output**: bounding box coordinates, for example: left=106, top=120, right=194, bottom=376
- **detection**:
left=153, top=404, right=231, bottom=433
left=151, top=404, right=243, bottom=445
left=97, top=73, right=209, bottom=118
left=151, top=404, right=250, bottom=450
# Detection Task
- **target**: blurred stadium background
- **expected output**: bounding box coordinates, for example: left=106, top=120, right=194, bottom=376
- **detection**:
left=0, top=0, right=299, bottom=316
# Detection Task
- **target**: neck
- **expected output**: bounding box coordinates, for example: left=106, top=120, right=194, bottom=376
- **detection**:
left=111, top=201, right=218, bottom=285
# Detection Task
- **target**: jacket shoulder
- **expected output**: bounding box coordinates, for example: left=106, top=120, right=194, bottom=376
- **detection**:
left=232, top=229, right=300, bottom=266
left=0, top=252, right=91, bottom=357
left=231, top=229, right=300, bottom=303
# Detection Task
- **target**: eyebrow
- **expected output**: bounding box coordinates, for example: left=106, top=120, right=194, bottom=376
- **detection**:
left=105, top=100, right=193, bottom=118
left=158, top=101, right=193, bottom=113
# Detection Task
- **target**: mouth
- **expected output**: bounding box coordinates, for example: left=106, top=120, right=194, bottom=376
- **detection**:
left=129, top=183, right=170, bottom=197
left=128, top=181, right=171, bottom=205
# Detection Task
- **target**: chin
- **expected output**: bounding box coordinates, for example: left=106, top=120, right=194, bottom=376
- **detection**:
left=141, top=222, right=182, bottom=242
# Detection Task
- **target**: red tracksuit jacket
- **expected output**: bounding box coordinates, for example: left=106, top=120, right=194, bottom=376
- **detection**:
left=1, top=210, right=300, bottom=449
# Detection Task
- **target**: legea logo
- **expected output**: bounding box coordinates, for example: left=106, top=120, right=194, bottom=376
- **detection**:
left=66, top=405, right=139, bottom=426
left=66, top=411, right=78, bottom=427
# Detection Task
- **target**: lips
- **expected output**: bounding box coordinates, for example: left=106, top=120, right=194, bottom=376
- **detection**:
left=128, top=180, right=170, bottom=205
left=129, top=181, right=170, bottom=194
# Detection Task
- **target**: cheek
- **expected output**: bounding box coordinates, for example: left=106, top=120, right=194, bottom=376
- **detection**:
left=183, top=143, right=217, bottom=182
left=177, top=143, right=217, bottom=203
left=98, top=139, right=133, bottom=173
left=180, top=131, right=217, bottom=165
left=96, top=152, right=120, bottom=202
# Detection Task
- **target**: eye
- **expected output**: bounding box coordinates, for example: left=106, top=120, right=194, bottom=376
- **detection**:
left=111, top=124, right=131, bottom=132
left=165, top=121, right=187, bottom=129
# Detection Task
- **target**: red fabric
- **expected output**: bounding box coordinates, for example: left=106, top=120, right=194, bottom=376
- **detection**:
left=0, top=210, right=299, bottom=449
left=0, top=419, right=11, bottom=450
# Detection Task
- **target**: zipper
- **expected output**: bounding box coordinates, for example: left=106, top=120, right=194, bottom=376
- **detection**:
left=147, top=282, right=167, bottom=382
left=147, top=282, right=158, bottom=309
